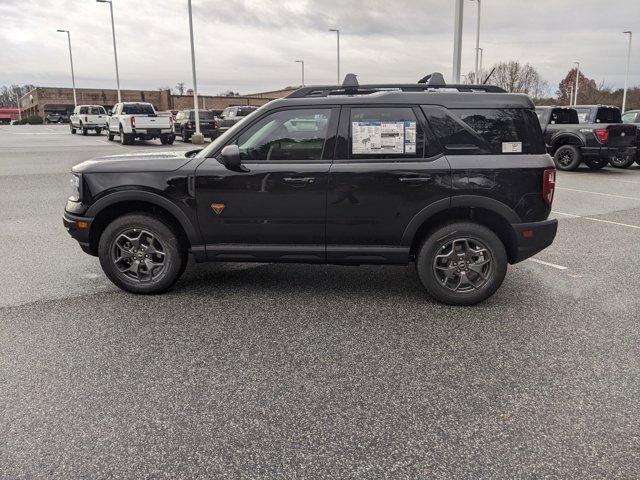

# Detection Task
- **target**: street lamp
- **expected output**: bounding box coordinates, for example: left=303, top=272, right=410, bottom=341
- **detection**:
left=478, top=47, right=484, bottom=83
left=622, top=31, right=633, bottom=113
left=96, top=0, right=122, bottom=103
left=328, top=28, right=340, bottom=84
left=470, top=0, right=481, bottom=85
left=573, top=61, right=580, bottom=106
left=187, top=0, right=203, bottom=144
left=452, top=0, right=464, bottom=83
left=295, top=60, right=305, bottom=86
left=57, top=29, right=77, bottom=106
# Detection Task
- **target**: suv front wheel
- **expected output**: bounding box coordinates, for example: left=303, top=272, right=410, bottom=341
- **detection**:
left=98, top=213, right=187, bottom=294
left=416, top=222, right=507, bottom=306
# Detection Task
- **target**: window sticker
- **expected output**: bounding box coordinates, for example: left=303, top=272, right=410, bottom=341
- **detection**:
left=502, top=141, right=522, bottom=153
left=352, top=121, right=416, bottom=155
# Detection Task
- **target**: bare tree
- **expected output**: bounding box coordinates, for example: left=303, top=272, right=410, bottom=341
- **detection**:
left=0, top=84, right=36, bottom=108
left=174, top=82, right=186, bottom=95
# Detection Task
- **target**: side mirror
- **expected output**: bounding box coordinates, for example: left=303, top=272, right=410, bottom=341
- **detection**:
left=220, top=144, right=246, bottom=171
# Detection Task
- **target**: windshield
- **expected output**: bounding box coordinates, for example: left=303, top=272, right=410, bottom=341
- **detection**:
left=197, top=106, right=266, bottom=159
left=122, top=103, right=155, bottom=115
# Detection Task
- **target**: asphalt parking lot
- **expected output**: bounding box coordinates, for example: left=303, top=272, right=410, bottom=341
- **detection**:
left=1, top=124, right=639, bottom=478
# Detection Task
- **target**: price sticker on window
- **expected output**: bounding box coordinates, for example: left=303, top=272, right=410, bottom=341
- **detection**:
left=502, top=142, right=522, bottom=153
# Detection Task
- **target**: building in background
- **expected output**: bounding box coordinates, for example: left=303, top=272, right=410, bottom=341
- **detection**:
left=18, top=86, right=300, bottom=118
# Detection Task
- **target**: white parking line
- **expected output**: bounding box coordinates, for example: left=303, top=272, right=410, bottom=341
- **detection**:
left=556, top=187, right=640, bottom=201
left=553, top=211, right=640, bottom=230
left=528, top=258, right=568, bottom=270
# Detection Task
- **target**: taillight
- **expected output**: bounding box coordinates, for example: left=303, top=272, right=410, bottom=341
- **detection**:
left=594, top=128, right=609, bottom=143
left=169, top=116, right=173, bottom=128
left=543, top=168, right=556, bottom=206
left=187, top=122, right=193, bottom=128
left=84, top=116, right=88, bottom=122
left=131, top=116, right=136, bottom=128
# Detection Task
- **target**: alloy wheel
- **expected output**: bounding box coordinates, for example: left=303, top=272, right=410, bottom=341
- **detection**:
left=111, top=229, right=166, bottom=282
left=433, top=238, right=493, bottom=293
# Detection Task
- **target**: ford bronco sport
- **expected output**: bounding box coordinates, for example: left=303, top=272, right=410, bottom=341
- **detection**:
left=63, top=73, right=558, bottom=305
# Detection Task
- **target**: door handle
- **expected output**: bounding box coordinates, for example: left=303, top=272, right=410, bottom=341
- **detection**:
left=399, top=177, right=431, bottom=183
left=283, top=177, right=315, bottom=184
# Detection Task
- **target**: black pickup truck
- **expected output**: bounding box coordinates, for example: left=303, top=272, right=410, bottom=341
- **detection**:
left=535, top=106, right=636, bottom=170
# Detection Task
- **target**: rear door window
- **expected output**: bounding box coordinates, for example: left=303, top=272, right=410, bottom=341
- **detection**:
left=424, top=107, right=546, bottom=154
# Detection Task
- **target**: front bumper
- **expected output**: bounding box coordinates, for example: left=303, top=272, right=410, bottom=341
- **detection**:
left=63, top=211, right=94, bottom=255
left=511, top=218, right=558, bottom=263
left=582, top=145, right=637, bottom=158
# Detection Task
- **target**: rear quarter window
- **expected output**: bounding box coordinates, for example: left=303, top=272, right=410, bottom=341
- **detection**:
left=424, top=107, right=546, bottom=155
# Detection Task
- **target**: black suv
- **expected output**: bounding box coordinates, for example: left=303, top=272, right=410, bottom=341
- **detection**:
left=173, top=109, right=219, bottom=142
left=63, top=73, right=558, bottom=305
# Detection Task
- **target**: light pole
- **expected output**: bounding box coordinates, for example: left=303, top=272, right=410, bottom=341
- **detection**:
left=452, top=0, right=464, bottom=83
left=96, top=0, right=121, bottom=103
left=295, top=59, right=305, bottom=86
left=57, top=29, right=77, bottom=107
left=328, top=28, right=340, bottom=83
left=478, top=47, right=484, bottom=83
left=573, top=61, right=580, bottom=106
left=622, top=31, right=632, bottom=113
left=187, top=0, right=203, bottom=144
left=470, top=0, right=481, bottom=85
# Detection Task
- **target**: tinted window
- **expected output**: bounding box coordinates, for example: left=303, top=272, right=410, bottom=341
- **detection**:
left=189, top=110, right=215, bottom=120
left=426, top=107, right=545, bottom=154
left=88, top=106, right=105, bottom=115
left=596, top=108, right=621, bottom=123
left=237, top=107, right=258, bottom=117
left=236, top=108, right=332, bottom=161
left=122, top=104, right=155, bottom=115
left=549, top=108, right=578, bottom=124
left=349, top=107, right=424, bottom=159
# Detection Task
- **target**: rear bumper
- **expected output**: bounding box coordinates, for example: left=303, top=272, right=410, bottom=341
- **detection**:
left=132, top=128, right=173, bottom=137
left=511, top=219, right=558, bottom=263
left=63, top=211, right=93, bottom=254
left=582, top=145, right=636, bottom=158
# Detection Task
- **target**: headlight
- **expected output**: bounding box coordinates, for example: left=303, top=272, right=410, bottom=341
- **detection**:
left=69, top=174, right=81, bottom=201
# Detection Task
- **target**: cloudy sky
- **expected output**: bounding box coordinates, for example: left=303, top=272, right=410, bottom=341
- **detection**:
left=0, top=0, right=638, bottom=96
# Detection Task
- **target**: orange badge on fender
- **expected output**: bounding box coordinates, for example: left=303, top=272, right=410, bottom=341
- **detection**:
left=211, top=203, right=225, bottom=215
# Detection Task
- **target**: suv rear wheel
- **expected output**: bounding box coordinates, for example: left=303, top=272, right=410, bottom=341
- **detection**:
left=553, top=145, right=581, bottom=171
left=98, top=213, right=187, bottom=294
left=416, top=222, right=507, bottom=306
left=609, top=154, right=635, bottom=168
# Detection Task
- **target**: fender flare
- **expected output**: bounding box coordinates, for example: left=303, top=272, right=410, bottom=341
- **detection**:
left=550, top=132, right=584, bottom=151
left=400, top=195, right=520, bottom=246
left=86, top=190, right=203, bottom=247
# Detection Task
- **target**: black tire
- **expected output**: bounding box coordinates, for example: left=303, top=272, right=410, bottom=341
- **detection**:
left=553, top=145, right=581, bottom=171
left=98, top=213, right=187, bottom=294
left=120, top=127, right=134, bottom=145
left=160, top=134, right=175, bottom=145
left=95, top=128, right=102, bottom=135
left=107, top=130, right=114, bottom=141
left=609, top=155, right=635, bottom=169
left=416, top=222, right=508, bottom=306
left=182, top=129, right=191, bottom=143
left=81, top=124, right=88, bottom=136
left=70, top=124, right=76, bottom=134
left=584, top=158, right=608, bottom=170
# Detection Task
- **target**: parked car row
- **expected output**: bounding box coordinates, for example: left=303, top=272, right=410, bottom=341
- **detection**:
left=535, top=104, right=639, bottom=171
left=66, top=102, right=260, bottom=145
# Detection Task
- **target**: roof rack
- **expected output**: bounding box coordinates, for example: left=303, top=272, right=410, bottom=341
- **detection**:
left=287, top=72, right=506, bottom=98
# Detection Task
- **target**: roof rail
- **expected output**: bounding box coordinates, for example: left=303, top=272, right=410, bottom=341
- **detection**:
left=287, top=72, right=506, bottom=98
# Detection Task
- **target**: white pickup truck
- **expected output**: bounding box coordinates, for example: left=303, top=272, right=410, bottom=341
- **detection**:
left=70, top=105, right=108, bottom=135
left=107, top=102, right=175, bottom=145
